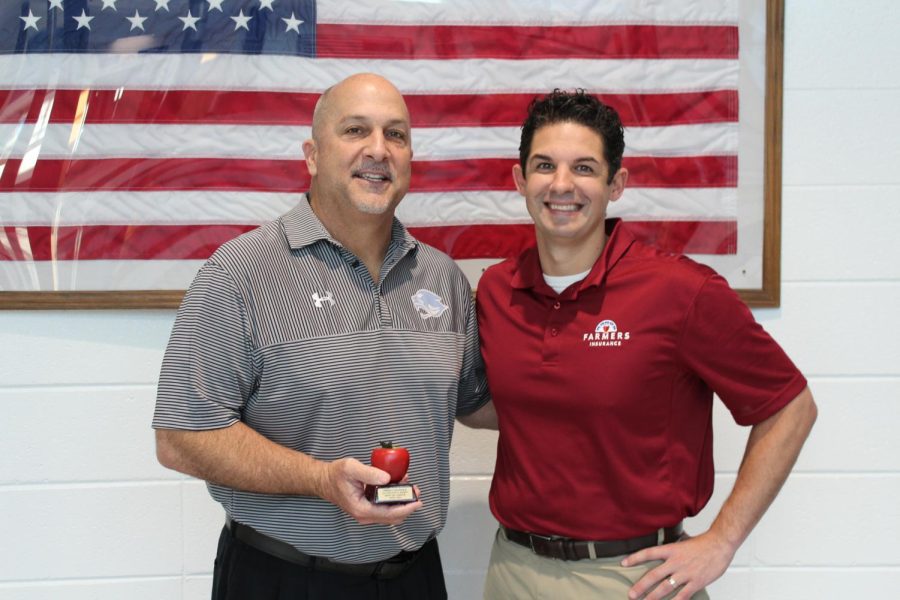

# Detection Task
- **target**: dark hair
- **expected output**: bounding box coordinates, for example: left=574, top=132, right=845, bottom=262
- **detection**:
left=519, top=89, right=625, bottom=183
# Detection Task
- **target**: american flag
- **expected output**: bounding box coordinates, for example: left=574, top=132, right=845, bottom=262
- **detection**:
left=1, top=0, right=740, bottom=292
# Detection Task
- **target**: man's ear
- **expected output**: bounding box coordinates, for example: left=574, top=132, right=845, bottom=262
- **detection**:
left=512, top=163, right=527, bottom=196
left=302, top=139, right=317, bottom=177
left=608, top=167, right=628, bottom=203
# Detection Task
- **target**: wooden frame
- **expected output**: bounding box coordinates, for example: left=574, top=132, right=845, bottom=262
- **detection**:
left=738, top=0, right=784, bottom=307
left=0, top=290, right=183, bottom=310
left=1, top=0, right=785, bottom=309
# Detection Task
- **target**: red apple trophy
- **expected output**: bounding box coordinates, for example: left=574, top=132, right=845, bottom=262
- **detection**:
left=365, top=442, right=417, bottom=504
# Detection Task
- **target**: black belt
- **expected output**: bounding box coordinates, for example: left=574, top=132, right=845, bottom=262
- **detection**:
left=225, top=517, right=427, bottom=579
left=502, top=523, right=683, bottom=561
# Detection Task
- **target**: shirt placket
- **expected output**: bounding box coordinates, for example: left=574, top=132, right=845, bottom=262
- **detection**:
left=542, top=297, right=564, bottom=364
left=336, top=247, right=392, bottom=329
left=375, top=243, right=411, bottom=329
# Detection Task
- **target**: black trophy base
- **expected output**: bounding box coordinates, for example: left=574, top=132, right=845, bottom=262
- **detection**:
left=365, top=483, right=418, bottom=504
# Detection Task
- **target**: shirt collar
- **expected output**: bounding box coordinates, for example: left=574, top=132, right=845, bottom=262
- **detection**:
left=280, top=194, right=418, bottom=255
left=510, top=219, right=635, bottom=297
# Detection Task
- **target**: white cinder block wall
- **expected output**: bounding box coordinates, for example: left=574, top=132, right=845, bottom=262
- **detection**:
left=2, top=3, right=899, bottom=597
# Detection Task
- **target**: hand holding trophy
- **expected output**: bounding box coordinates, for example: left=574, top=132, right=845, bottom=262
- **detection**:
left=365, top=441, right=418, bottom=504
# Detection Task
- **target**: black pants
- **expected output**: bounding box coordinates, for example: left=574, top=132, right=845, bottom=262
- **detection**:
left=212, top=525, right=448, bottom=600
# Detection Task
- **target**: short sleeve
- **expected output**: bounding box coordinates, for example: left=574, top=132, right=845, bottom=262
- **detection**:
left=678, top=274, right=807, bottom=426
left=152, top=260, right=258, bottom=430
left=455, top=288, right=491, bottom=416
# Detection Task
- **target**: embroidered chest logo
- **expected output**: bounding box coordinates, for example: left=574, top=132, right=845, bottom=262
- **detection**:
left=311, top=291, right=335, bottom=308
left=583, top=319, right=631, bottom=348
left=411, top=289, right=449, bottom=320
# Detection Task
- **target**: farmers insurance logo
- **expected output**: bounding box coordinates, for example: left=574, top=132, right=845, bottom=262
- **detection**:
left=583, top=319, right=631, bottom=348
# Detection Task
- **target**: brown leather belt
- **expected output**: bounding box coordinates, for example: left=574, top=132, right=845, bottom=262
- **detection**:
left=501, top=523, right=683, bottom=560
left=225, top=517, right=426, bottom=579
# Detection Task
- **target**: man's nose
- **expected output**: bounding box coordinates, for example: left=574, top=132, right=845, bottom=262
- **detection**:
left=550, top=167, right=574, bottom=193
left=365, top=131, right=388, bottom=160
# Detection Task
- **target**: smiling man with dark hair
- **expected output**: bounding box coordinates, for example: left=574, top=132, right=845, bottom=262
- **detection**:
left=468, top=90, right=817, bottom=599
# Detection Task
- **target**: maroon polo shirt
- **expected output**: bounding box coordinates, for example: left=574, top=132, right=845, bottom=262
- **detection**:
left=477, top=220, right=807, bottom=541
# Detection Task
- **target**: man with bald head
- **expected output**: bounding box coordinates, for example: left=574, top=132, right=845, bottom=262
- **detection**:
left=153, top=74, right=490, bottom=599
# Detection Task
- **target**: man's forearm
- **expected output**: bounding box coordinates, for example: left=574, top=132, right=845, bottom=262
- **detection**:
left=156, top=422, right=327, bottom=496
left=623, top=387, right=817, bottom=598
left=707, top=387, right=818, bottom=551
left=156, top=422, right=424, bottom=525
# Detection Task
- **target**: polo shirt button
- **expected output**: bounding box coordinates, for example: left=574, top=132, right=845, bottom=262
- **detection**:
left=550, top=328, right=559, bottom=336
left=553, top=301, right=561, bottom=309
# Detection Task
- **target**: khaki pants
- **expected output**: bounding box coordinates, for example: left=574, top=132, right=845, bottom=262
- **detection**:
left=483, top=528, right=710, bottom=600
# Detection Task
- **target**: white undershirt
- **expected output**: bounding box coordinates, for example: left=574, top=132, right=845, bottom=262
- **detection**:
left=542, top=269, right=591, bottom=294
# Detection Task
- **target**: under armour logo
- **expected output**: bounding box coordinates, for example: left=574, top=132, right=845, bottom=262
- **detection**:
left=311, top=291, right=335, bottom=308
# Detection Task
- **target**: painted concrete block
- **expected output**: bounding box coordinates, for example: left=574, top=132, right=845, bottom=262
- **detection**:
left=751, top=568, right=900, bottom=599
left=753, top=475, right=900, bottom=566
left=183, top=480, right=226, bottom=575
left=449, top=425, right=498, bottom=475
left=0, top=311, right=173, bottom=386
left=0, top=483, right=182, bottom=581
left=783, top=90, right=900, bottom=187
left=782, top=187, right=900, bottom=282
left=0, top=387, right=176, bottom=484
left=0, top=578, right=181, bottom=600
left=785, top=0, right=900, bottom=90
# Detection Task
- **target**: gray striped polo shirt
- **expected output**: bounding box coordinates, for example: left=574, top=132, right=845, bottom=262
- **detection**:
left=153, top=197, right=490, bottom=563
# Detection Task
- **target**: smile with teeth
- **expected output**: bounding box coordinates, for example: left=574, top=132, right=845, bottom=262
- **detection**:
left=546, top=202, right=580, bottom=212
left=355, top=170, right=391, bottom=182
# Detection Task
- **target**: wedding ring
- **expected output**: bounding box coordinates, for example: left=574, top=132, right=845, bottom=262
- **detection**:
left=667, top=576, right=677, bottom=587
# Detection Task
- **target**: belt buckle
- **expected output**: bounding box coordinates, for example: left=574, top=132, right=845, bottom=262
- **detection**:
left=529, top=533, right=563, bottom=558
